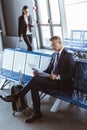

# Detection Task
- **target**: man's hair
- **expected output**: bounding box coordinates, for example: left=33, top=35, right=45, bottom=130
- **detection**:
left=50, top=36, right=61, bottom=41
left=22, top=5, right=28, bottom=15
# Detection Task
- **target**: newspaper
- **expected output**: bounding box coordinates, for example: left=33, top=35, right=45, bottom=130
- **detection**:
left=32, top=67, right=49, bottom=77
left=28, top=63, right=49, bottom=77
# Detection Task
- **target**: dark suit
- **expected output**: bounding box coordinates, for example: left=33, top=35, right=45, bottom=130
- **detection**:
left=18, top=15, right=33, bottom=51
left=44, top=49, right=75, bottom=90
left=18, top=49, right=75, bottom=114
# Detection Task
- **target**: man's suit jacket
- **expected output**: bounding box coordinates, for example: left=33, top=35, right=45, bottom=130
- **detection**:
left=18, top=15, right=33, bottom=37
left=44, top=49, right=75, bottom=91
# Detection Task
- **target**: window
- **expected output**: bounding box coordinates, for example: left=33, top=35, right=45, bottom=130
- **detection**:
left=35, top=0, right=63, bottom=48
left=49, top=0, right=60, bottom=24
left=38, top=0, right=49, bottom=24
left=64, top=0, right=87, bottom=36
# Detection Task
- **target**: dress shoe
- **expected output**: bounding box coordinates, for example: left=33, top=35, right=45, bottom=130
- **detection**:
left=25, top=112, right=43, bottom=123
left=0, top=95, right=16, bottom=102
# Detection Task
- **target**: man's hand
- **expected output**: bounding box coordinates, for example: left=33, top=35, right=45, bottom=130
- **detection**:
left=49, top=74, right=57, bottom=80
left=33, top=70, right=39, bottom=76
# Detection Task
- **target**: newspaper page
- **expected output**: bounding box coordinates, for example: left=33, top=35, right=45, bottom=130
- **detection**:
left=28, top=64, right=49, bottom=77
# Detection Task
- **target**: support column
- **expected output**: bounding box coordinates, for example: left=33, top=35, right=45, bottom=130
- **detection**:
left=0, top=30, right=3, bottom=51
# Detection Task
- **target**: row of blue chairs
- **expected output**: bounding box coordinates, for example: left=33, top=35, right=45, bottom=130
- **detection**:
left=0, top=48, right=51, bottom=86
left=64, top=30, right=87, bottom=47
left=0, top=48, right=87, bottom=111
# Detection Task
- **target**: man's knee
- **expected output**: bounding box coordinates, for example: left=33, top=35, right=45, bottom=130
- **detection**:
left=29, top=76, right=39, bottom=86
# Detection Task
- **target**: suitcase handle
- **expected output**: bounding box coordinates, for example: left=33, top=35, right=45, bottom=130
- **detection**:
left=16, top=41, right=22, bottom=50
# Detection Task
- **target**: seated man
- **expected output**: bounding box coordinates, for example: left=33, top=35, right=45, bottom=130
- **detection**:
left=0, top=36, right=75, bottom=123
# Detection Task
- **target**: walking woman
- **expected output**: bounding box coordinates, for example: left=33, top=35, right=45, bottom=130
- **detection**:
left=18, top=5, right=34, bottom=51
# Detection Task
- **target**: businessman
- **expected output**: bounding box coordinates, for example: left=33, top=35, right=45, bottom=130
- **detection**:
left=0, top=36, right=75, bottom=123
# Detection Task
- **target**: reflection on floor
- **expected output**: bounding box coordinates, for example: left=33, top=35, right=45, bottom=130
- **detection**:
left=0, top=86, right=87, bottom=130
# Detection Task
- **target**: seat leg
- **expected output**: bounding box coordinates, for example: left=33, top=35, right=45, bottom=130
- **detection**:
left=50, top=99, right=62, bottom=112
left=0, top=79, right=10, bottom=89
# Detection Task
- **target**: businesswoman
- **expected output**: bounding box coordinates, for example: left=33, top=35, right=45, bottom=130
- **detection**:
left=18, top=5, right=34, bottom=51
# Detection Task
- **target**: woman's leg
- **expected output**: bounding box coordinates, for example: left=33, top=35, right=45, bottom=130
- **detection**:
left=23, top=35, right=32, bottom=51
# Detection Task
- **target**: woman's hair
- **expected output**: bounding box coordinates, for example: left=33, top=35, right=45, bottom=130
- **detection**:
left=22, top=5, right=28, bottom=15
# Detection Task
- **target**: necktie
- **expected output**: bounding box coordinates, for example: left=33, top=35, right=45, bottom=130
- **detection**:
left=51, top=53, right=59, bottom=74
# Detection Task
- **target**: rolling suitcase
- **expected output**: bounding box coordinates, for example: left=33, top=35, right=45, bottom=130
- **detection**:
left=11, top=84, right=28, bottom=115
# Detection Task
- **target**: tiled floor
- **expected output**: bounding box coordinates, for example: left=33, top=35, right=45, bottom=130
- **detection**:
left=0, top=87, right=87, bottom=130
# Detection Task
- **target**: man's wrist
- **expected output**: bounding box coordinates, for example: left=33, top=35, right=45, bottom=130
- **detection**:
left=56, top=75, right=61, bottom=80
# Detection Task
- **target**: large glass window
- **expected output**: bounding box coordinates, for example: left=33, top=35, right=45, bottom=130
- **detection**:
left=53, top=26, right=62, bottom=37
left=40, top=26, right=51, bottom=47
left=38, top=0, right=49, bottom=24
left=36, top=0, right=62, bottom=48
left=64, top=0, right=87, bottom=36
left=49, top=0, right=60, bottom=24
